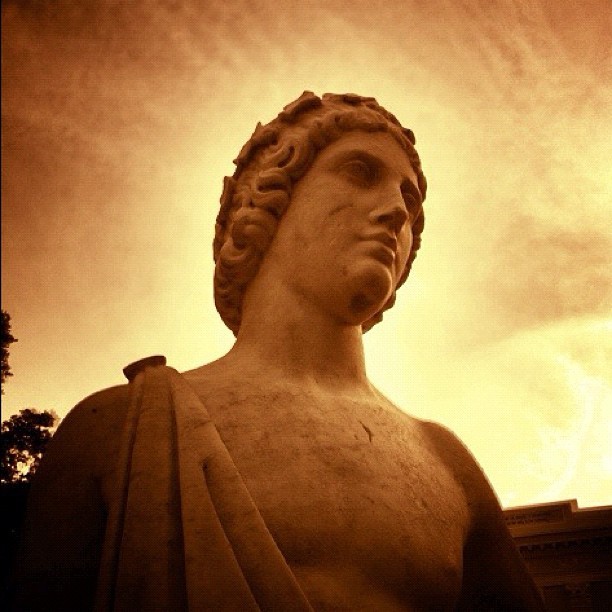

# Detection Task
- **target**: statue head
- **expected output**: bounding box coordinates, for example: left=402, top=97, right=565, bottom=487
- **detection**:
left=213, top=91, right=427, bottom=335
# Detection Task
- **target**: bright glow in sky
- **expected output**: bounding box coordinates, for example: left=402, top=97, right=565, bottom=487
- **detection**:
left=2, top=0, right=611, bottom=508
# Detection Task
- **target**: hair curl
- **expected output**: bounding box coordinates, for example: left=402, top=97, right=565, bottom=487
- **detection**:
left=213, top=92, right=427, bottom=335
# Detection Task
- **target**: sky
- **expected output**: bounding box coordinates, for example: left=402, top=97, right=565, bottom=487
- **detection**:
left=2, top=0, right=611, bottom=509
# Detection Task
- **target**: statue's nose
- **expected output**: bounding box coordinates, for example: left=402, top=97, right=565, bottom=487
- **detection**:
left=370, top=200, right=408, bottom=234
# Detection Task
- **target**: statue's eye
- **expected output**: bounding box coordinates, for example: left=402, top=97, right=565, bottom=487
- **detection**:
left=342, top=159, right=377, bottom=184
left=401, top=184, right=421, bottom=218
left=401, top=188, right=417, bottom=210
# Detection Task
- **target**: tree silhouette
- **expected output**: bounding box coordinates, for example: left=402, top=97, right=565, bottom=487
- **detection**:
left=1, top=408, right=57, bottom=602
left=1, top=310, right=17, bottom=393
left=0, top=314, right=58, bottom=601
left=0, top=409, right=56, bottom=484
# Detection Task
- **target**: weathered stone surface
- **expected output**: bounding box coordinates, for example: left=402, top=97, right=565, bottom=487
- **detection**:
left=12, top=92, right=544, bottom=611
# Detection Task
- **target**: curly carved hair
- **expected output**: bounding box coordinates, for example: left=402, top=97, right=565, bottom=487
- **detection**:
left=213, top=91, right=428, bottom=335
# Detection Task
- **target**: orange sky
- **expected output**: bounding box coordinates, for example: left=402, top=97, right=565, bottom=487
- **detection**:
left=2, top=0, right=611, bottom=508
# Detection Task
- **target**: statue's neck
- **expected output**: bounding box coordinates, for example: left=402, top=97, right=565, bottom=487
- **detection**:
left=229, top=298, right=371, bottom=397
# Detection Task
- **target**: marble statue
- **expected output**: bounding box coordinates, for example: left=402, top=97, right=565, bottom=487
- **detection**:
left=12, top=92, right=544, bottom=610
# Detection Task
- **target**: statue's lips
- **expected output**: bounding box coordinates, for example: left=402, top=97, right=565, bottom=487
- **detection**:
left=361, top=233, right=397, bottom=265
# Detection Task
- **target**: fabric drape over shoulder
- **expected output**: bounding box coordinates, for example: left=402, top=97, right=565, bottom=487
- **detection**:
left=94, top=356, right=313, bottom=612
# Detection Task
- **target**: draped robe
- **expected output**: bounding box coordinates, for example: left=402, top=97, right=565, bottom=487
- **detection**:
left=94, top=356, right=313, bottom=611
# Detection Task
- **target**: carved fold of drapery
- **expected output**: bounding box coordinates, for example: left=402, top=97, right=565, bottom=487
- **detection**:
left=95, top=359, right=313, bottom=611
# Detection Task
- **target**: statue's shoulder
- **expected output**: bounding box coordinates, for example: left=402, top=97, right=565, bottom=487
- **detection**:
left=45, top=383, right=131, bottom=472
left=420, top=421, right=544, bottom=608
left=46, top=358, right=161, bottom=472
left=61, top=355, right=167, bottom=432
left=419, top=420, right=497, bottom=512
left=420, top=419, right=517, bottom=541
left=63, top=382, right=131, bottom=430
left=419, top=420, right=482, bottom=478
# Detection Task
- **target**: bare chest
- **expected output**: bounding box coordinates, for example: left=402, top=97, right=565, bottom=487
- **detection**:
left=198, top=385, right=470, bottom=609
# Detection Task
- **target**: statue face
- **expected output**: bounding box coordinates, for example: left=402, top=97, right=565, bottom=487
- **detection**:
left=261, top=131, right=422, bottom=326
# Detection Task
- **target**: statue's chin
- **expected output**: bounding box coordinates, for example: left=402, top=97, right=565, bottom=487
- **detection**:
left=346, top=265, right=393, bottom=324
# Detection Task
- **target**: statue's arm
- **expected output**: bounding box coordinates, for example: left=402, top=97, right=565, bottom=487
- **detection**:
left=456, top=490, right=545, bottom=611
left=423, top=422, right=545, bottom=612
left=10, top=385, right=130, bottom=612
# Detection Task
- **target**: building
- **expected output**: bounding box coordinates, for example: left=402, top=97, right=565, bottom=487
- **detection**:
left=504, top=499, right=612, bottom=611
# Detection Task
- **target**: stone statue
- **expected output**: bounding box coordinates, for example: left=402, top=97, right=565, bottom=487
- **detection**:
left=12, top=92, right=544, bottom=610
